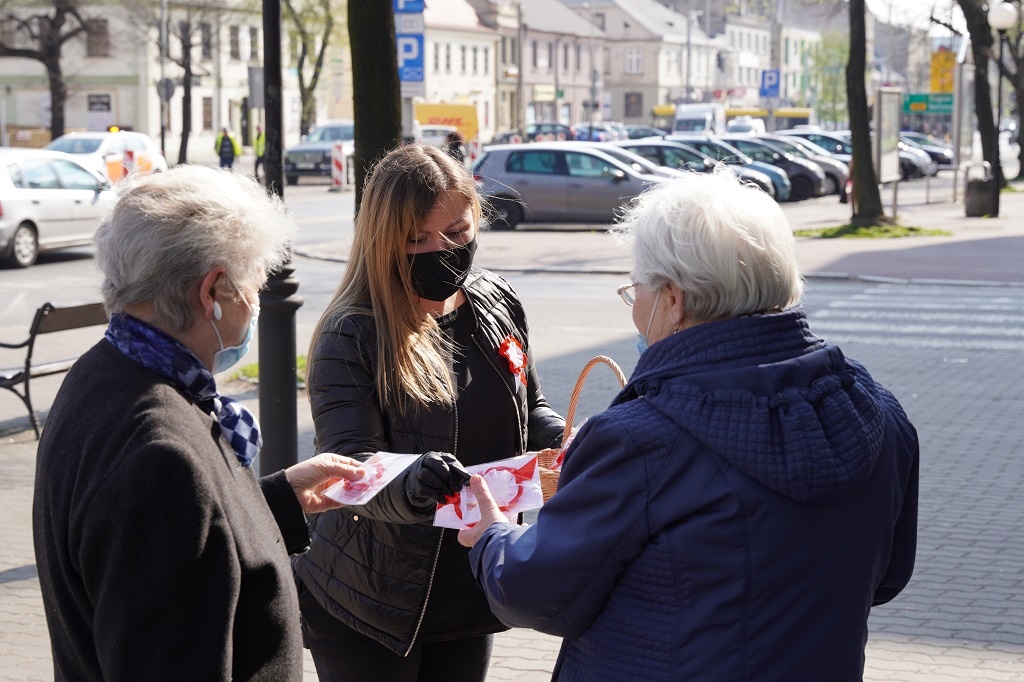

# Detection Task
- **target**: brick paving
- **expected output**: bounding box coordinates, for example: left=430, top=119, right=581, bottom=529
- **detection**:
left=3, top=188, right=1024, bottom=680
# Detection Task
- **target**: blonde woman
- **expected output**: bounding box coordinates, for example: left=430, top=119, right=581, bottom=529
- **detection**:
left=293, top=145, right=565, bottom=681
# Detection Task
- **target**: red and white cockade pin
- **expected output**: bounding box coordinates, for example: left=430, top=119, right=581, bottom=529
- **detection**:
left=498, top=335, right=528, bottom=386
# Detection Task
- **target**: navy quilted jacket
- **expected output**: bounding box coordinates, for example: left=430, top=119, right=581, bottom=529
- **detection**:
left=468, top=308, right=919, bottom=681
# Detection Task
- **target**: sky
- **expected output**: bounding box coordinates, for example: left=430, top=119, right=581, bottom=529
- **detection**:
left=864, top=0, right=967, bottom=34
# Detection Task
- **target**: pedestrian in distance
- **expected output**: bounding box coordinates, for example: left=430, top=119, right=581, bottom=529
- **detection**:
left=293, top=144, right=566, bottom=681
left=215, top=125, right=242, bottom=169
left=254, top=124, right=266, bottom=181
left=32, top=165, right=367, bottom=680
left=444, top=129, right=467, bottom=165
left=459, top=169, right=920, bottom=681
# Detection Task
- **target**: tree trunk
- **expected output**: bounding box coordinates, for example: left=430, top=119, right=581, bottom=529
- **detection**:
left=348, top=2, right=401, bottom=213
left=957, top=0, right=999, bottom=195
left=847, top=0, right=887, bottom=226
left=42, top=18, right=67, bottom=140
left=178, top=22, right=193, bottom=165
left=1016, top=76, right=1024, bottom=180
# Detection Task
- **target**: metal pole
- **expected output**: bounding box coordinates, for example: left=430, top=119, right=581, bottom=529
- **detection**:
left=686, top=6, right=692, bottom=103
left=258, top=0, right=303, bottom=475
left=589, top=3, right=596, bottom=129
left=993, top=31, right=1004, bottom=218
left=517, top=1, right=525, bottom=140
left=159, top=0, right=167, bottom=155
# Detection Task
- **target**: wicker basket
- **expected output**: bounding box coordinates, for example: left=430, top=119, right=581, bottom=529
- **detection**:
left=536, top=355, right=627, bottom=502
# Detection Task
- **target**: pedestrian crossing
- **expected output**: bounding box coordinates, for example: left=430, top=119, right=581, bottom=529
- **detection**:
left=803, top=282, right=1024, bottom=353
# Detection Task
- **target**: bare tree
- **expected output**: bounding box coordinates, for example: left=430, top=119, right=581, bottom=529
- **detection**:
left=847, top=0, right=888, bottom=226
left=0, top=0, right=90, bottom=139
left=347, top=1, right=399, bottom=211
left=955, top=0, right=1001, bottom=190
left=283, top=0, right=342, bottom=136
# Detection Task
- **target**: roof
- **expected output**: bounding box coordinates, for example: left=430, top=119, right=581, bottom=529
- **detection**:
left=560, top=0, right=704, bottom=43
left=521, top=0, right=606, bottom=38
left=425, top=0, right=491, bottom=33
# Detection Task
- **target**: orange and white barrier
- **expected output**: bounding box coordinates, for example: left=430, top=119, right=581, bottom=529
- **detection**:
left=329, top=141, right=345, bottom=193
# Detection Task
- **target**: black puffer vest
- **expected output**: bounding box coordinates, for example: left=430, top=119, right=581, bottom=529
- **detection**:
left=293, top=268, right=564, bottom=655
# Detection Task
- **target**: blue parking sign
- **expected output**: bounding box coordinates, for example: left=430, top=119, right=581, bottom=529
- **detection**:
left=393, top=0, right=424, bottom=12
left=397, top=33, right=424, bottom=82
left=759, top=69, right=780, bottom=98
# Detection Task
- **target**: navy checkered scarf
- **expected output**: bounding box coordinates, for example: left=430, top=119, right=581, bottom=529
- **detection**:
left=105, top=313, right=262, bottom=467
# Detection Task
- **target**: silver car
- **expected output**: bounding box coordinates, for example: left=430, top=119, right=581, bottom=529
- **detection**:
left=473, top=142, right=667, bottom=229
left=0, top=148, right=116, bottom=268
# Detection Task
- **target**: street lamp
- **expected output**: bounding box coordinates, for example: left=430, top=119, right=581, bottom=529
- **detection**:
left=988, top=1, right=1015, bottom=218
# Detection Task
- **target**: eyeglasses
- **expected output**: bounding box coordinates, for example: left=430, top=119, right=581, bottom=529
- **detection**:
left=616, top=282, right=637, bottom=306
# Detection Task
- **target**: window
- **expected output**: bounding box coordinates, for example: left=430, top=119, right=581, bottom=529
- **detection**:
left=532, top=40, right=538, bottom=68
left=624, top=92, right=642, bottom=118
left=19, top=160, right=59, bottom=189
left=203, top=97, right=213, bottom=131
left=229, top=26, right=240, bottom=60
left=565, top=152, right=610, bottom=178
left=0, top=19, right=14, bottom=48
left=461, top=45, right=467, bottom=74
left=506, top=151, right=560, bottom=174
left=576, top=44, right=581, bottom=72
left=483, top=47, right=489, bottom=74
left=472, top=46, right=478, bottom=74
left=625, top=48, right=643, bottom=75
left=433, top=42, right=440, bottom=73
left=784, top=38, right=789, bottom=65
left=53, top=160, right=100, bottom=190
left=510, top=37, right=518, bottom=65
left=250, top=27, right=259, bottom=62
left=563, top=43, right=569, bottom=72
left=594, top=13, right=605, bottom=30
left=501, top=36, right=507, bottom=65
left=201, top=23, right=212, bottom=60
left=86, top=19, right=109, bottom=58
left=547, top=42, right=554, bottom=70
left=445, top=44, right=451, bottom=74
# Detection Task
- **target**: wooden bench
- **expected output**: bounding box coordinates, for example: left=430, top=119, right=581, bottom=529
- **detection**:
left=0, top=302, right=108, bottom=438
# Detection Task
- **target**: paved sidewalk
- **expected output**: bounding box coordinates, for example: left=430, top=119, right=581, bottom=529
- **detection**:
left=3, top=186, right=1024, bottom=681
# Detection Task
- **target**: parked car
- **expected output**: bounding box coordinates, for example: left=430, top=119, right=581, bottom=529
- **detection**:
left=667, top=135, right=792, bottom=201
left=283, top=119, right=354, bottom=185
left=572, top=142, right=687, bottom=179
left=718, top=135, right=827, bottom=200
left=897, top=141, right=938, bottom=178
left=46, top=131, right=168, bottom=181
left=613, top=139, right=778, bottom=199
left=472, top=142, right=668, bottom=229
left=0, top=148, right=116, bottom=268
left=899, top=133, right=954, bottom=167
left=575, top=122, right=626, bottom=142
left=726, top=116, right=767, bottom=135
left=776, top=129, right=853, bottom=163
left=756, top=134, right=849, bottom=195
left=624, top=124, right=668, bottom=139
left=421, top=124, right=459, bottom=148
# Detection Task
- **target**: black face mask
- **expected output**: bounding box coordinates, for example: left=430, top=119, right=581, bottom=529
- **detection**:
left=407, top=239, right=478, bottom=301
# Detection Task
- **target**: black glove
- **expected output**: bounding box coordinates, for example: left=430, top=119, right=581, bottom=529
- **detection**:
left=404, top=452, right=472, bottom=509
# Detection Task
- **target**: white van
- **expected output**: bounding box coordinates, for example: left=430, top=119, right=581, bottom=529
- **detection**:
left=673, top=104, right=726, bottom=134
left=727, top=116, right=767, bottom=135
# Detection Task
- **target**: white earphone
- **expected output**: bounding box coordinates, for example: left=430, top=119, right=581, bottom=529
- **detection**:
left=212, top=301, right=223, bottom=321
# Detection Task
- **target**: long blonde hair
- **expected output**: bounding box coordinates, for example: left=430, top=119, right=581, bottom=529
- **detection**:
left=309, top=145, right=482, bottom=412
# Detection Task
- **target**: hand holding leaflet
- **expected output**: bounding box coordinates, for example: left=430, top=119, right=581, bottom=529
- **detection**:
left=434, top=453, right=542, bottom=530
left=322, top=452, right=419, bottom=506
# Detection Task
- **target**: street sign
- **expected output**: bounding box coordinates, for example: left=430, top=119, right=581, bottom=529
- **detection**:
left=902, top=93, right=953, bottom=115
left=759, top=69, right=780, bottom=98
left=393, top=0, right=424, bottom=11
left=157, top=77, right=175, bottom=102
left=397, top=33, right=424, bottom=83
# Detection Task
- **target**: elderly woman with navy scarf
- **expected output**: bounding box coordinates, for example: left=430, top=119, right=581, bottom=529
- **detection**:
left=32, top=165, right=365, bottom=681
left=459, top=170, right=920, bottom=681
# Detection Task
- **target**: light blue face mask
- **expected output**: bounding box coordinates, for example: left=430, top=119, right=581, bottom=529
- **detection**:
left=209, top=280, right=259, bottom=374
left=635, top=288, right=662, bottom=356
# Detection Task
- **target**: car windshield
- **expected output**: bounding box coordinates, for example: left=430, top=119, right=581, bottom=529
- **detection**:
left=46, top=137, right=103, bottom=154
left=764, top=138, right=807, bottom=158
left=308, top=124, right=354, bottom=142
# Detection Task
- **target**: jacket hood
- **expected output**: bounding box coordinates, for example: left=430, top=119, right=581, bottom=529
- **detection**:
left=621, top=309, right=886, bottom=504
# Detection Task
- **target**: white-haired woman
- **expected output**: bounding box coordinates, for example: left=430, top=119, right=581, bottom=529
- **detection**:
left=459, top=170, right=921, bottom=680
left=33, top=165, right=364, bottom=680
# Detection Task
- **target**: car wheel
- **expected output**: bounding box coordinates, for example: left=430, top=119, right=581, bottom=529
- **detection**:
left=5, top=222, right=38, bottom=268
left=823, top=174, right=839, bottom=195
left=488, top=199, right=522, bottom=230
left=790, top=176, right=814, bottom=201
left=286, top=175, right=298, bottom=186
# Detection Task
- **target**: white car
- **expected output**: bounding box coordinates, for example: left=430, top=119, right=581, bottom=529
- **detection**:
left=420, top=124, right=459, bottom=149
left=46, top=131, right=169, bottom=181
left=0, top=148, right=117, bottom=268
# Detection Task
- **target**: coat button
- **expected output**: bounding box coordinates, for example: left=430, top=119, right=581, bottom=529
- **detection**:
left=352, top=515, right=359, bottom=521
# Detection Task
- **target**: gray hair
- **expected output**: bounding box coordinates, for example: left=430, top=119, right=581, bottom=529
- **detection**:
left=615, top=169, right=804, bottom=322
left=94, top=165, right=296, bottom=331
